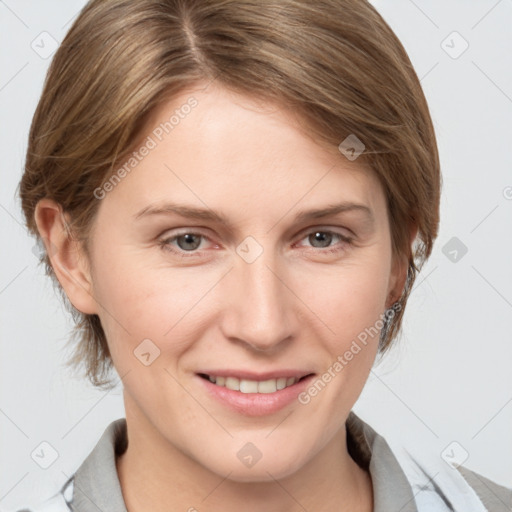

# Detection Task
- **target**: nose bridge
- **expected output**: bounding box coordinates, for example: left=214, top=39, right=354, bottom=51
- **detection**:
left=225, top=244, right=293, bottom=351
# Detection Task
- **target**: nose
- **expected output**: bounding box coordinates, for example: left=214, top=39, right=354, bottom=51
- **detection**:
left=220, top=248, right=295, bottom=352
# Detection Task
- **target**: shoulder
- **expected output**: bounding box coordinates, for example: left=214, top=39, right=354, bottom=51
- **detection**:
left=11, top=418, right=126, bottom=512
left=11, top=475, right=74, bottom=512
left=457, top=465, right=512, bottom=512
left=394, top=443, right=512, bottom=511
left=347, top=411, right=512, bottom=511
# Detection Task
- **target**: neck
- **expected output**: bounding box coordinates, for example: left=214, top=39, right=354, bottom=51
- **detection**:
left=116, top=406, right=373, bottom=512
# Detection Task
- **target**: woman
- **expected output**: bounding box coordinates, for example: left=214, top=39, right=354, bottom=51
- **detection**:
left=16, top=0, right=511, bottom=510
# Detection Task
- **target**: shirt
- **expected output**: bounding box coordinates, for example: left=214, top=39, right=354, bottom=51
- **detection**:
left=14, top=411, right=512, bottom=511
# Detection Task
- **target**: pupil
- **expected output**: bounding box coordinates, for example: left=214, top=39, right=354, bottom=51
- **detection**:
left=177, top=234, right=201, bottom=251
left=310, top=231, right=332, bottom=248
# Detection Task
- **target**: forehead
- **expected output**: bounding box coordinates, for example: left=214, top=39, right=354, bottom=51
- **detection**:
left=100, top=83, right=387, bottom=227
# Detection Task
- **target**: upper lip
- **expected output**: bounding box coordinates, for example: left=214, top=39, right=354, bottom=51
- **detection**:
left=197, top=370, right=315, bottom=381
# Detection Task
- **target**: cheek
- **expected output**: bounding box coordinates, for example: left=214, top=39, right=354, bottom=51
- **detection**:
left=90, top=231, right=391, bottom=370
left=300, top=256, right=392, bottom=343
left=89, top=248, right=209, bottom=363
left=297, top=261, right=390, bottom=416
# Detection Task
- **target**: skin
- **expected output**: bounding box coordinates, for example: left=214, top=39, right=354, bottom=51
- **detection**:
left=35, top=81, right=414, bottom=512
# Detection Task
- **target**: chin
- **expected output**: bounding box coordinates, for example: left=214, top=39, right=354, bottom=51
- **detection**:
left=201, top=450, right=306, bottom=483
left=224, top=465, right=300, bottom=484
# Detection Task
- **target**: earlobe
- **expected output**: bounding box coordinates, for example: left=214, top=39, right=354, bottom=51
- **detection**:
left=34, top=198, right=98, bottom=315
left=386, top=253, right=408, bottom=308
left=386, top=222, right=419, bottom=308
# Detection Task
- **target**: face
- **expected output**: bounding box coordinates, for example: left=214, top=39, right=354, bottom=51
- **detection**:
left=79, top=82, right=403, bottom=481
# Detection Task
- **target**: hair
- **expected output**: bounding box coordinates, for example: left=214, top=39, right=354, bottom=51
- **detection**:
left=19, top=0, right=441, bottom=389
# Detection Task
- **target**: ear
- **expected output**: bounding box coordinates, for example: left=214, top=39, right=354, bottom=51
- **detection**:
left=386, top=222, right=418, bottom=308
left=34, top=198, right=98, bottom=315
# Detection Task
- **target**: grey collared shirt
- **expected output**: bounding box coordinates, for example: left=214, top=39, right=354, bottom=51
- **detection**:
left=16, top=412, right=512, bottom=511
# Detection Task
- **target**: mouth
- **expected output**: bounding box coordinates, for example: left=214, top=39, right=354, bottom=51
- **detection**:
left=197, top=372, right=314, bottom=394
left=196, top=370, right=317, bottom=416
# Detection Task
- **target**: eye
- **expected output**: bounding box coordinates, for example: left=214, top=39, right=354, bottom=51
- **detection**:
left=297, top=229, right=353, bottom=254
left=157, top=228, right=353, bottom=259
left=158, top=231, right=213, bottom=257
left=173, top=233, right=202, bottom=251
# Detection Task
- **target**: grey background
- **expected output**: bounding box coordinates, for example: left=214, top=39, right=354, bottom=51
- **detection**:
left=1, top=0, right=511, bottom=509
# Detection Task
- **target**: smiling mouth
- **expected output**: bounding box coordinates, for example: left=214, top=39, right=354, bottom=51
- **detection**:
left=198, top=373, right=314, bottom=394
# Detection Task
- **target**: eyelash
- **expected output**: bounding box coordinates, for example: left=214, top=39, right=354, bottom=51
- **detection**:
left=157, top=229, right=354, bottom=258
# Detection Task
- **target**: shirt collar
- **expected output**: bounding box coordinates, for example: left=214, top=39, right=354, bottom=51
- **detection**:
left=70, top=412, right=418, bottom=512
left=347, top=411, right=418, bottom=511
left=71, top=419, right=128, bottom=512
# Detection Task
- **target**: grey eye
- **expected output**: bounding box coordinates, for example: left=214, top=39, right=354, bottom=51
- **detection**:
left=308, top=231, right=334, bottom=248
left=176, top=233, right=202, bottom=251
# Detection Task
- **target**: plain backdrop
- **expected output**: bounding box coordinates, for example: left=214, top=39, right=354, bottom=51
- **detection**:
left=1, top=0, right=511, bottom=509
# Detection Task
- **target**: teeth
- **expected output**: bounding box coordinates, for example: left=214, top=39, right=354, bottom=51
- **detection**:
left=276, top=377, right=287, bottom=390
left=225, top=377, right=239, bottom=391
left=257, top=379, right=277, bottom=393
left=240, top=379, right=258, bottom=393
left=207, top=375, right=300, bottom=393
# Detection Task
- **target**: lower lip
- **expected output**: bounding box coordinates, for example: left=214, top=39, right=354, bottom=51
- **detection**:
left=197, top=374, right=315, bottom=416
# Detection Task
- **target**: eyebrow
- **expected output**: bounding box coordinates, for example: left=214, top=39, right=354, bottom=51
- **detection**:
left=134, top=201, right=374, bottom=229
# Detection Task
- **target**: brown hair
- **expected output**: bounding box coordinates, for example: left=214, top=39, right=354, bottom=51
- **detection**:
left=19, top=0, right=441, bottom=388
